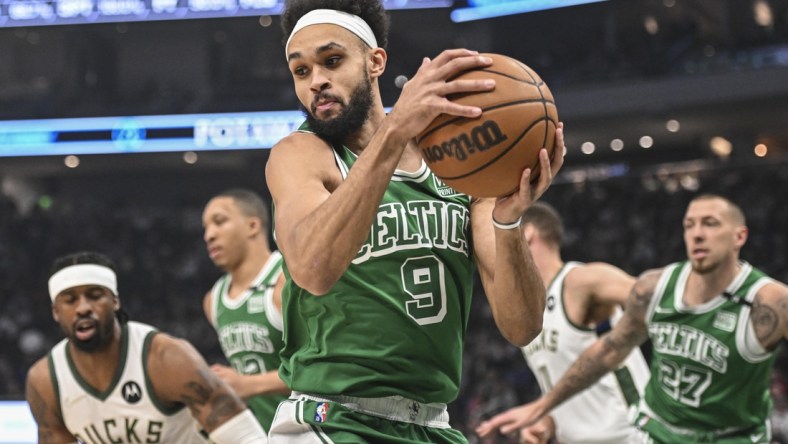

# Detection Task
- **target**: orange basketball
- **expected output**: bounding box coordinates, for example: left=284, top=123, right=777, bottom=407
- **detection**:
left=416, top=53, right=559, bottom=198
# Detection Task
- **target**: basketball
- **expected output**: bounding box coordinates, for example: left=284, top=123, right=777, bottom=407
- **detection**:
left=416, top=53, right=559, bottom=198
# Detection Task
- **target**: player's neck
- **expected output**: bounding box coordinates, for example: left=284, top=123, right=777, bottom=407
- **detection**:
left=68, top=323, right=123, bottom=392
left=686, top=257, right=742, bottom=304
left=533, top=245, right=563, bottom=288
left=228, top=247, right=272, bottom=297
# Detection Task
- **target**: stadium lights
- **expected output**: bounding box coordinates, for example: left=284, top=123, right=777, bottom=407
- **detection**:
left=581, top=141, right=595, bottom=154
left=754, top=143, right=768, bottom=157
left=450, top=0, right=607, bottom=23
left=709, top=136, right=732, bottom=157
left=639, top=136, right=654, bottom=148
left=610, top=139, right=624, bottom=151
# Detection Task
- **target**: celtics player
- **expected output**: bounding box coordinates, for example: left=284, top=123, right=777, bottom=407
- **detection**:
left=482, top=194, right=788, bottom=443
left=202, top=189, right=289, bottom=432
left=25, top=251, right=266, bottom=444
left=476, top=202, right=650, bottom=443
left=265, top=0, right=565, bottom=442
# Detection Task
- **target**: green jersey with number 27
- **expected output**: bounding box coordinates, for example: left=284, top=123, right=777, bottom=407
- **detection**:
left=642, top=261, right=777, bottom=432
left=278, top=132, right=475, bottom=405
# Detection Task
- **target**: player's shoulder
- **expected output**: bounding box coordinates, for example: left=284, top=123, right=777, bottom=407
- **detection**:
left=270, top=130, right=333, bottom=158
left=754, top=279, right=788, bottom=305
left=27, top=355, right=51, bottom=385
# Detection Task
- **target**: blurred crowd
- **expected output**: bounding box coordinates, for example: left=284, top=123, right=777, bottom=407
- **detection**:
left=1, top=158, right=786, bottom=442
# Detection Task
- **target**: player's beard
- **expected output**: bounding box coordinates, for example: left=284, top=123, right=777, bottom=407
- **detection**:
left=303, top=71, right=373, bottom=145
left=68, top=315, right=116, bottom=352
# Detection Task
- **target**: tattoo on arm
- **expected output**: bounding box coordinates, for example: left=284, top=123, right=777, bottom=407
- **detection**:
left=179, top=367, right=241, bottom=429
left=752, top=299, right=779, bottom=346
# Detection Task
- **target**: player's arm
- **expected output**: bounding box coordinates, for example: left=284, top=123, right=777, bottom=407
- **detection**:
left=147, top=333, right=266, bottom=443
left=267, top=50, right=494, bottom=295
left=574, top=262, right=636, bottom=307
left=478, top=269, right=658, bottom=436
left=750, top=280, right=788, bottom=351
left=25, top=358, right=78, bottom=444
left=202, top=290, right=214, bottom=326
left=471, top=125, right=565, bottom=347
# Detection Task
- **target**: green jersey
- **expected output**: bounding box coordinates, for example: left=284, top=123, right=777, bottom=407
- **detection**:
left=278, top=136, right=475, bottom=404
left=641, top=261, right=777, bottom=433
left=209, top=251, right=287, bottom=431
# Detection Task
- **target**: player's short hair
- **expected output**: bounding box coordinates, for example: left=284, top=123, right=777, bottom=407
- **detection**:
left=281, top=0, right=390, bottom=50
left=50, top=251, right=116, bottom=277
left=691, top=193, right=746, bottom=226
left=214, top=189, right=271, bottom=230
left=522, top=202, right=564, bottom=247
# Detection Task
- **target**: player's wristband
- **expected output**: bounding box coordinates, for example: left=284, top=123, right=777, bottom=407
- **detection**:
left=492, top=216, right=522, bottom=230
left=209, top=409, right=267, bottom=444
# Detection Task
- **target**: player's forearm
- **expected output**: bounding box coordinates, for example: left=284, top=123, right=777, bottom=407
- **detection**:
left=542, top=336, right=628, bottom=411
left=240, top=372, right=290, bottom=398
left=487, top=228, right=545, bottom=347
left=284, top=121, right=410, bottom=295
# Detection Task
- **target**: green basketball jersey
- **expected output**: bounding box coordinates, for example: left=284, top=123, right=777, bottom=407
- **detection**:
left=210, top=251, right=287, bottom=431
left=278, top=134, right=475, bottom=404
left=641, top=261, right=777, bottom=432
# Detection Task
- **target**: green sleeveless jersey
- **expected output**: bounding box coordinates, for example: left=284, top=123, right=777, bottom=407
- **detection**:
left=278, top=134, right=475, bottom=404
left=209, top=251, right=287, bottom=431
left=642, top=261, right=777, bottom=432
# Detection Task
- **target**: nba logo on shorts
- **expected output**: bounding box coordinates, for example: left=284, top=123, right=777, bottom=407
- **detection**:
left=315, top=402, right=329, bottom=423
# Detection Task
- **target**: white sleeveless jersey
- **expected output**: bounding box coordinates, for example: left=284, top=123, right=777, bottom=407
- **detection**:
left=49, top=321, right=207, bottom=444
left=521, top=262, right=650, bottom=444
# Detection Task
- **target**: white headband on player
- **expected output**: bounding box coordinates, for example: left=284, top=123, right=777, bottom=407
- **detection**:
left=48, top=264, right=118, bottom=302
left=285, top=9, right=378, bottom=60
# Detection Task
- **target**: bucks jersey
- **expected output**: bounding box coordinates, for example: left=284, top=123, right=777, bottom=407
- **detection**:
left=278, top=137, right=475, bottom=404
left=48, top=321, right=206, bottom=444
left=641, top=261, right=776, bottom=432
left=522, top=262, right=649, bottom=444
left=209, top=251, right=287, bottom=431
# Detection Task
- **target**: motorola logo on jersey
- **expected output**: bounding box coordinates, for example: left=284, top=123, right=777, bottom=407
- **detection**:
left=546, top=295, right=556, bottom=311
left=122, top=381, right=143, bottom=404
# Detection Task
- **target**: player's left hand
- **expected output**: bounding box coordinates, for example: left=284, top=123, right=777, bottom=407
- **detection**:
left=491, top=122, right=565, bottom=224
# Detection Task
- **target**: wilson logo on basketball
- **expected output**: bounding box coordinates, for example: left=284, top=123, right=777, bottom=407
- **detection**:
left=422, top=120, right=507, bottom=163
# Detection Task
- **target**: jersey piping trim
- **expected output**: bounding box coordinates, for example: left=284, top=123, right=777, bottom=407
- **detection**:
left=142, top=331, right=184, bottom=416
left=47, top=352, right=64, bottom=424
left=218, top=255, right=281, bottom=310
left=674, top=261, right=752, bottom=314
left=613, top=366, right=641, bottom=406
left=646, top=263, right=678, bottom=324
left=554, top=262, right=593, bottom=333
left=737, top=276, right=776, bottom=363
left=65, top=322, right=129, bottom=401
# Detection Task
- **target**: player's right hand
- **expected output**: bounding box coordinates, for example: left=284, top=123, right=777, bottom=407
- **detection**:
left=475, top=401, right=543, bottom=438
left=387, top=49, right=495, bottom=140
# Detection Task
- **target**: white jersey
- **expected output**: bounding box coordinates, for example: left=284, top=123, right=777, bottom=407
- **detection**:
left=49, top=321, right=207, bottom=444
left=521, top=262, right=650, bottom=444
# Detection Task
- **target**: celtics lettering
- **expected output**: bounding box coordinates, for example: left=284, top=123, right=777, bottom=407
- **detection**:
left=354, top=201, right=470, bottom=264
left=650, top=323, right=729, bottom=373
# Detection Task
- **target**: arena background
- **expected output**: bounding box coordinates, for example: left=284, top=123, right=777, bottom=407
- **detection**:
left=1, top=0, right=787, bottom=442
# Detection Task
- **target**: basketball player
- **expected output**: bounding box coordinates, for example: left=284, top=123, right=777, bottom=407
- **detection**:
left=475, top=202, right=650, bottom=443
left=476, top=194, right=788, bottom=443
left=25, top=251, right=266, bottom=444
left=265, top=0, right=565, bottom=442
left=202, top=189, right=289, bottom=432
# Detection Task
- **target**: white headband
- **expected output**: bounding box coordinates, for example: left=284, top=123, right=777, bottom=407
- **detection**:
left=285, top=9, right=378, bottom=60
left=48, top=264, right=118, bottom=302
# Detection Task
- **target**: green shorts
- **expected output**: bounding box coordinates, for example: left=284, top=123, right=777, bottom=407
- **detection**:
left=268, top=394, right=467, bottom=444
left=634, top=412, right=771, bottom=444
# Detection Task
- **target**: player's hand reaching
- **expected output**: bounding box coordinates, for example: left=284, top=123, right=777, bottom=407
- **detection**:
left=210, top=364, right=252, bottom=399
left=491, top=122, right=565, bottom=225
left=475, top=399, right=548, bottom=439
left=387, top=49, right=496, bottom=140
left=518, top=415, right=555, bottom=444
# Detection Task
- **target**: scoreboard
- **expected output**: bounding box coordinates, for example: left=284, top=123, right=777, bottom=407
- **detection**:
left=0, top=0, right=451, bottom=27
